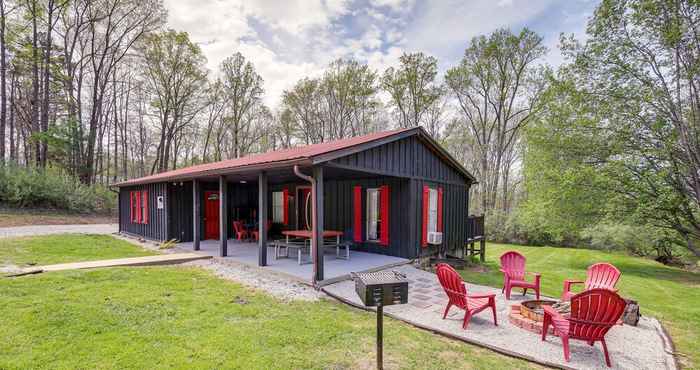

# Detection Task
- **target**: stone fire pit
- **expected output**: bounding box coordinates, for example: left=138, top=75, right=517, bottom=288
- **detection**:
left=509, top=299, right=570, bottom=335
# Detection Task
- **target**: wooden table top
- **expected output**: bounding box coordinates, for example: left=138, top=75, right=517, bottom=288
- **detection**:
left=281, top=230, right=343, bottom=238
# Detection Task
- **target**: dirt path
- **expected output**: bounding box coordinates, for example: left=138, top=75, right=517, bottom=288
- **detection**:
left=0, top=224, right=118, bottom=238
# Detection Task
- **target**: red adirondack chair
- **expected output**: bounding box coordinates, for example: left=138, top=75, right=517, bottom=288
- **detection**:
left=435, top=263, right=498, bottom=329
left=232, top=221, right=249, bottom=241
left=561, top=262, right=621, bottom=301
left=542, top=288, right=626, bottom=367
left=500, top=251, right=541, bottom=300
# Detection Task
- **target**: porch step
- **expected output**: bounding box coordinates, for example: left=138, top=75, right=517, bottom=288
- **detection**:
left=28, top=253, right=212, bottom=273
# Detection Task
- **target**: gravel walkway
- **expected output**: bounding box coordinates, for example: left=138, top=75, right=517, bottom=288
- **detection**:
left=182, top=259, right=323, bottom=301
left=0, top=224, right=118, bottom=238
left=323, top=264, right=677, bottom=370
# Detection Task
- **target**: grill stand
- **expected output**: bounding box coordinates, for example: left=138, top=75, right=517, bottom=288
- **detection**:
left=377, top=304, right=383, bottom=370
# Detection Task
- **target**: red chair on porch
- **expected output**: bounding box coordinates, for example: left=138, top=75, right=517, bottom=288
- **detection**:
left=252, top=220, right=272, bottom=241
left=561, top=262, right=621, bottom=301
left=435, top=263, right=498, bottom=329
left=232, top=221, right=249, bottom=241
left=542, top=288, right=626, bottom=367
left=499, top=251, right=541, bottom=300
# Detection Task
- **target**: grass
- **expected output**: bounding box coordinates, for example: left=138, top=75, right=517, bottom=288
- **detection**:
left=0, top=234, right=154, bottom=266
left=0, top=208, right=115, bottom=228
left=0, top=235, right=537, bottom=369
left=460, top=243, right=700, bottom=369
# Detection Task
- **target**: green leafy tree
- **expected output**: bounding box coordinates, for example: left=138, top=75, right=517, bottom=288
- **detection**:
left=381, top=52, right=442, bottom=129
left=141, top=30, right=208, bottom=173
left=560, top=0, right=700, bottom=256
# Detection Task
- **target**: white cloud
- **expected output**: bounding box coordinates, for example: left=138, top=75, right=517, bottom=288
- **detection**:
left=163, top=0, right=594, bottom=107
left=403, top=0, right=554, bottom=60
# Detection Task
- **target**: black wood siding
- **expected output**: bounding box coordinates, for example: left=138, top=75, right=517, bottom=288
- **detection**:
left=331, top=135, right=466, bottom=183
left=168, top=182, right=193, bottom=242
left=411, top=179, right=470, bottom=257
left=323, top=176, right=415, bottom=258
left=119, top=183, right=168, bottom=241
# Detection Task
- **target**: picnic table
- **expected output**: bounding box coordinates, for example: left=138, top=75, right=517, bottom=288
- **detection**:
left=281, top=230, right=344, bottom=244
left=273, top=230, right=349, bottom=264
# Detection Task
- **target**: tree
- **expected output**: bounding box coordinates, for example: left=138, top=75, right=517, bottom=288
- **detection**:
left=445, top=28, right=547, bottom=214
left=381, top=52, right=442, bottom=129
left=282, top=59, right=379, bottom=144
left=141, top=29, right=207, bottom=173
left=80, top=0, right=165, bottom=183
left=559, top=0, right=700, bottom=256
left=220, top=52, right=263, bottom=158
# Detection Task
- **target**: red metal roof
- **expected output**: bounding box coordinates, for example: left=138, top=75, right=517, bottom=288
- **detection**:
left=116, top=127, right=415, bottom=186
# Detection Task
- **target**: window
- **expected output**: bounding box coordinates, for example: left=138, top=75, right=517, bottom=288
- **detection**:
left=141, top=190, right=148, bottom=224
left=421, top=186, right=443, bottom=247
left=129, top=190, right=148, bottom=224
left=272, top=191, right=284, bottom=223
left=366, top=188, right=381, bottom=241
left=427, top=188, right=438, bottom=233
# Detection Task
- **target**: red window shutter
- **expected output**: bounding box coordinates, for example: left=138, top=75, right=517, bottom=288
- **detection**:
left=379, top=185, right=390, bottom=246
left=437, top=187, right=443, bottom=232
left=135, top=191, right=141, bottom=224
left=421, top=185, right=429, bottom=247
left=282, top=188, right=289, bottom=225
left=130, top=192, right=135, bottom=223
left=353, top=186, right=362, bottom=242
left=142, top=191, right=149, bottom=224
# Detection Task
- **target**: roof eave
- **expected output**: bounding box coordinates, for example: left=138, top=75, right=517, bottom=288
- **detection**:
left=114, top=158, right=312, bottom=187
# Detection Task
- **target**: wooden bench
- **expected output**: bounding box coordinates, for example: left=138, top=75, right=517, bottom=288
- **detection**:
left=269, top=240, right=311, bottom=265
left=323, top=240, right=351, bottom=260
left=269, top=239, right=352, bottom=265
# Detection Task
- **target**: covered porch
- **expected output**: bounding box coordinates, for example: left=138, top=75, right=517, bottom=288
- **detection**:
left=176, top=162, right=412, bottom=285
left=176, top=239, right=409, bottom=283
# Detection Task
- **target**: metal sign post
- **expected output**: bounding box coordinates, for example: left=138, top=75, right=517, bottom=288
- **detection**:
left=376, top=303, right=383, bottom=370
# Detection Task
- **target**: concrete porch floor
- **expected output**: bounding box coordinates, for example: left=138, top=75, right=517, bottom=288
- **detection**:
left=175, top=239, right=409, bottom=283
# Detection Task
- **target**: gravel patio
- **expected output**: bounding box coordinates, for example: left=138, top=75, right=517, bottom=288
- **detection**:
left=322, top=264, right=677, bottom=370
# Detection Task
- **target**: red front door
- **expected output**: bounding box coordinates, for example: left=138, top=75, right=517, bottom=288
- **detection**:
left=204, top=191, right=220, bottom=239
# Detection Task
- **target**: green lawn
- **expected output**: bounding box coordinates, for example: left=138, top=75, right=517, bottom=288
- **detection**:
left=460, top=243, right=700, bottom=369
left=0, top=234, right=154, bottom=266
left=0, top=235, right=536, bottom=369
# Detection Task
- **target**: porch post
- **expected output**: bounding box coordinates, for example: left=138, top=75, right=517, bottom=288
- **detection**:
left=258, top=171, right=268, bottom=266
left=192, top=179, right=200, bottom=251
left=219, top=175, right=228, bottom=257
left=312, top=165, right=324, bottom=282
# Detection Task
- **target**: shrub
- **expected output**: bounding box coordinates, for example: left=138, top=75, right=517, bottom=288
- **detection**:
left=0, top=165, right=116, bottom=214
left=579, top=222, right=683, bottom=260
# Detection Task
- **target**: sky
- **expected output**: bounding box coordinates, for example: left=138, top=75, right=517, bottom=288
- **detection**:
left=163, top=0, right=599, bottom=107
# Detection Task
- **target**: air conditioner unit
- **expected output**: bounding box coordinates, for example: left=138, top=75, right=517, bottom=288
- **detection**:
left=427, top=232, right=443, bottom=245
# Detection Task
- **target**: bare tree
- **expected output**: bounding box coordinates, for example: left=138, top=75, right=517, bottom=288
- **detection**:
left=446, top=28, right=547, bottom=213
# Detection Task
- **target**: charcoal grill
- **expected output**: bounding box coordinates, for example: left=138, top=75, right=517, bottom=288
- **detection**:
left=351, top=271, right=409, bottom=370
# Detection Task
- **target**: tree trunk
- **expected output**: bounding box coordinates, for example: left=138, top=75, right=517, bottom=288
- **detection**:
left=8, top=71, right=15, bottom=162
left=40, top=0, right=56, bottom=168
left=0, top=0, right=6, bottom=165
left=30, top=0, right=40, bottom=166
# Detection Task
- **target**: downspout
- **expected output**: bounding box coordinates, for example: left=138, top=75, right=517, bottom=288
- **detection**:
left=293, top=165, right=319, bottom=286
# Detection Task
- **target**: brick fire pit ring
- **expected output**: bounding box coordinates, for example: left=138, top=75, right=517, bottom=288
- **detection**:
left=509, top=300, right=569, bottom=335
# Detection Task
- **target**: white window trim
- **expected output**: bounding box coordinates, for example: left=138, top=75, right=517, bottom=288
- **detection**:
left=366, top=188, right=380, bottom=242
left=427, top=188, right=438, bottom=234
left=272, top=191, right=284, bottom=223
